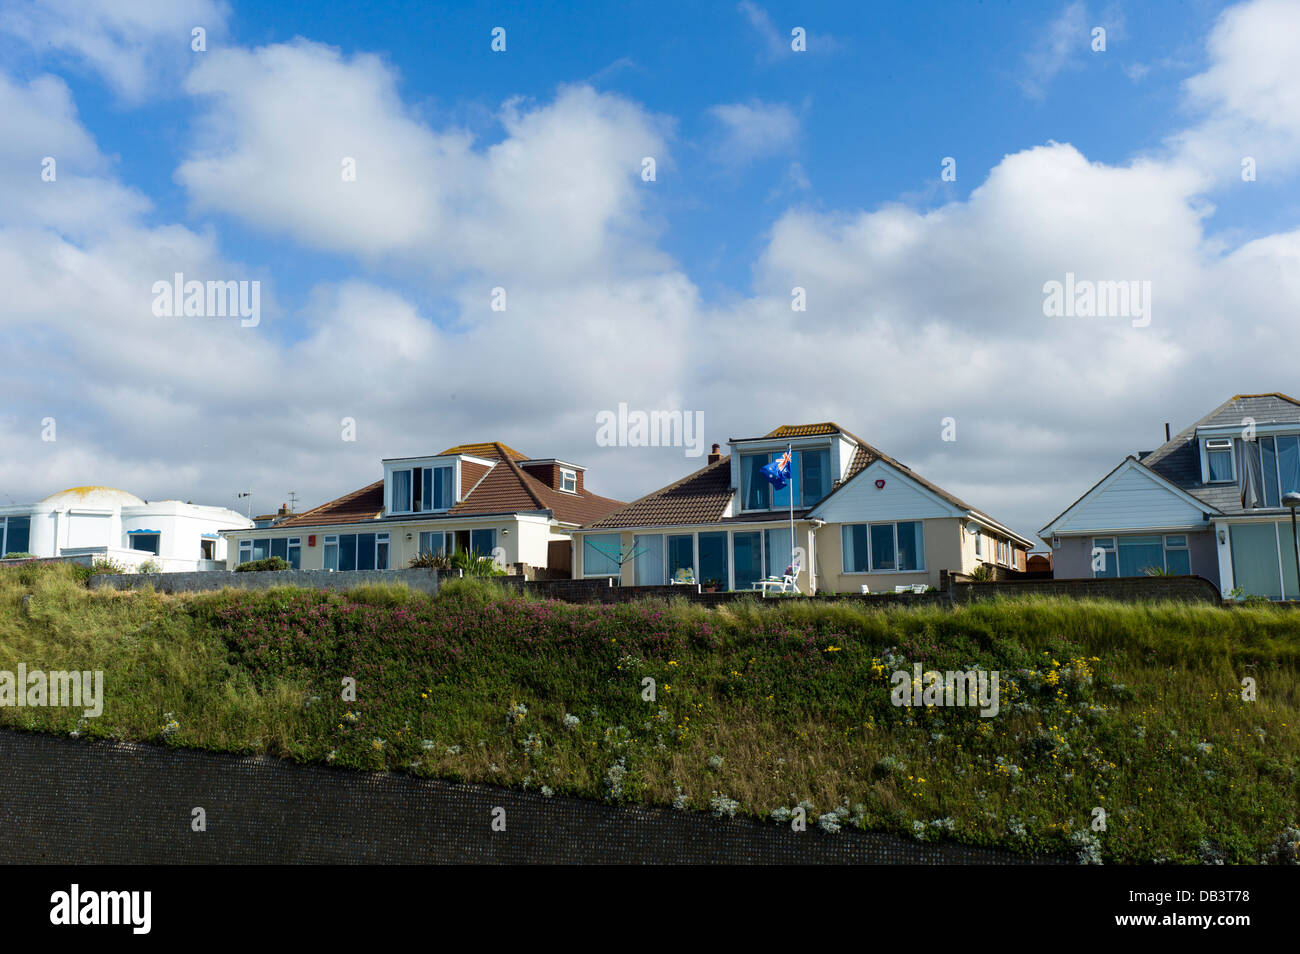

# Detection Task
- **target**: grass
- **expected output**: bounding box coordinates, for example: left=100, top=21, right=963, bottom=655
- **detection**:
left=2, top=563, right=1299, bottom=863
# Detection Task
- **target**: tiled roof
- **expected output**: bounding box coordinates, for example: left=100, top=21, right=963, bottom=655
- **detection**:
left=584, top=456, right=735, bottom=529
left=449, top=456, right=623, bottom=525
left=273, top=443, right=623, bottom=531
left=1139, top=393, right=1300, bottom=516
left=439, top=441, right=528, bottom=461
left=582, top=423, right=1031, bottom=542
left=276, top=481, right=385, bottom=528
left=763, top=423, right=841, bottom=438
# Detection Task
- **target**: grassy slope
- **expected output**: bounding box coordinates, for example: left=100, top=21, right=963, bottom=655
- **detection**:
left=2, top=563, right=1298, bottom=863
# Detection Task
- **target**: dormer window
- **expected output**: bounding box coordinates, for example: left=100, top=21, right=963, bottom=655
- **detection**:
left=1205, top=439, right=1235, bottom=483
left=560, top=468, right=577, bottom=494
left=391, top=465, right=454, bottom=513
left=739, top=447, right=830, bottom=511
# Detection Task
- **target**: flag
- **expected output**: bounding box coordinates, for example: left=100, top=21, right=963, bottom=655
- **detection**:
left=761, top=450, right=792, bottom=490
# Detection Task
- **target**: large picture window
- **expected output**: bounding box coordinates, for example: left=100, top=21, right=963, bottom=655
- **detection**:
left=321, top=533, right=387, bottom=571
left=841, top=522, right=925, bottom=573
left=1239, top=435, right=1300, bottom=508
left=238, top=536, right=303, bottom=568
left=1093, top=534, right=1190, bottom=578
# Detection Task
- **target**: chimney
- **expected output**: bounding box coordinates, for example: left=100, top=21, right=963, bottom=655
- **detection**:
left=278, top=502, right=290, bottom=516
left=1164, top=422, right=1171, bottom=442
left=707, top=443, right=721, bottom=464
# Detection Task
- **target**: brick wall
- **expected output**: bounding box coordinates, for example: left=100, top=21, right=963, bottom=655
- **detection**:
left=0, top=730, right=1062, bottom=864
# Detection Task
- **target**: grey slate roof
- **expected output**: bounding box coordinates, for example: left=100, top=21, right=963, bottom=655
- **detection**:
left=1139, top=393, right=1300, bottom=516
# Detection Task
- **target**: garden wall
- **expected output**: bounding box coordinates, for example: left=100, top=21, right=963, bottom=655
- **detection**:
left=89, top=566, right=452, bottom=595
left=0, top=730, right=1062, bottom=865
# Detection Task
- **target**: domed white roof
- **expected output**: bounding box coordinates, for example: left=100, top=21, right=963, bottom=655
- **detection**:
left=39, top=486, right=146, bottom=509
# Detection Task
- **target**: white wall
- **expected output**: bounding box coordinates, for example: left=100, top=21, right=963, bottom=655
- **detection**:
left=1053, top=463, right=1206, bottom=533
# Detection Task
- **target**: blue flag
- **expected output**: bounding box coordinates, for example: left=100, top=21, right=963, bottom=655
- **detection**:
left=760, top=450, right=792, bottom=490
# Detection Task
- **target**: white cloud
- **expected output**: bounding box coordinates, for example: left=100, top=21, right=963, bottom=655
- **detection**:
left=1170, top=0, right=1300, bottom=183
left=0, top=0, right=230, bottom=101
left=176, top=41, right=671, bottom=284
left=707, top=100, right=800, bottom=165
left=1021, top=1, right=1091, bottom=100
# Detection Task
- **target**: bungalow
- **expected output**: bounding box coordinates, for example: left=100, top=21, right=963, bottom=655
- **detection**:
left=571, top=423, right=1034, bottom=594
left=1039, top=393, right=1300, bottom=599
left=221, top=442, right=623, bottom=573
left=0, top=486, right=251, bottom=570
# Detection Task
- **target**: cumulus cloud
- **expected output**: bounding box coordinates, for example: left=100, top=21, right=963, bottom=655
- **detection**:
left=176, top=41, right=671, bottom=283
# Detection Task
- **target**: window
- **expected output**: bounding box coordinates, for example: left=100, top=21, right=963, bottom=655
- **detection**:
left=129, top=533, right=160, bottom=555
left=1164, top=535, right=1191, bottom=575
left=1092, top=537, right=1117, bottom=578
left=583, top=534, right=623, bottom=577
left=841, top=522, right=924, bottom=573
left=391, top=466, right=454, bottom=513
left=560, top=468, right=577, bottom=493
left=842, top=524, right=870, bottom=573
left=1240, top=434, right=1300, bottom=508
left=1, top=516, right=31, bottom=556
left=973, top=528, right=982, bottom=559
left=201, top=539, right=216, bottom=560
left=469, top=528, right=496, bottom=558
left=1206, top=439, right=1234, bottom=482
left=996, top=538, right=1013, bottom=566
left=732, top=531, right=763, bottom=591
left=417, top=531, right=452, bottom=556
left=667, top=534, right=695, bottom=581
left=765, top=527, right=793, bottom=578
left=739, top=448, right=832, bottom=511
left=633, top=534, right=665, bottom=586
left=697, top=532, right=728, bottom=588
left=1094, top=535, right=1189, bottom=578
left=324, top=533, right=387, bottom=571
left=237, top=537, right=301, bottom=568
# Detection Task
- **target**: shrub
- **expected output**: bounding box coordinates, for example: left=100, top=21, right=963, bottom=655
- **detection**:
left=449, top=548, right=506, bottom=577
left=89, top=557, right=128, bottom=575
left=2, top=552, right=35, bottom=560
left=234, top=557, right=291, bottom=573
left=968, top=564, right=995, bottom=582
left=408, top=549, right=451, bottom=569
left=137, top=559, right=161, bottom=574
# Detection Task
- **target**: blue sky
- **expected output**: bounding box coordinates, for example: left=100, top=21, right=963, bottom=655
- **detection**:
left=2, top=0, right=1300, bottom=543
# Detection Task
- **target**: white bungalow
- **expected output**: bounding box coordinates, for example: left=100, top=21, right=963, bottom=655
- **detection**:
left=0, top=486, right=252, bottom=571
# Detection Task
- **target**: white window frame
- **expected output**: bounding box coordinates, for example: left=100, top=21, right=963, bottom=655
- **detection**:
left=560, top=468, right=578, bottom=494
left=1204, top=438, right=1236, bottom=484
left=840, top=521, right=926, bottom=574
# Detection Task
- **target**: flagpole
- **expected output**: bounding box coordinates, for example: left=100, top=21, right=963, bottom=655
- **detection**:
left=788, top=442, right=795, bottom=584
